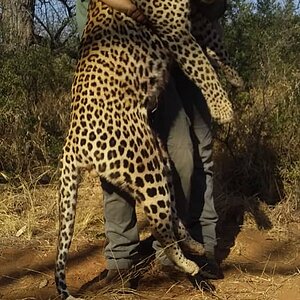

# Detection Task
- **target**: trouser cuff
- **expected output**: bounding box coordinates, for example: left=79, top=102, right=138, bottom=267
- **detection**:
left=107, top=258, right=135, bottom=270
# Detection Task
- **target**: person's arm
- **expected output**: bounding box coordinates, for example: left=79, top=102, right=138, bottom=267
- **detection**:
left=100, top=0, right=146, bottom=23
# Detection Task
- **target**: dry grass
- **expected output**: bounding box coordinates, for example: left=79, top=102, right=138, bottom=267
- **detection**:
left=1, top=165, right=298, bottom=247
left=0, top=181, right=57, bottom=243
left=0, top=172, right=106, bottom=247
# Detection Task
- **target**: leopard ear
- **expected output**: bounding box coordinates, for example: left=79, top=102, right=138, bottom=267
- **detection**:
left=197, top=0, right=227, bottom=21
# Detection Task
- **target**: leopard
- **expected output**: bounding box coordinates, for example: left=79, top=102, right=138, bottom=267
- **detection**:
left=55, top=0, right=235, bottom=298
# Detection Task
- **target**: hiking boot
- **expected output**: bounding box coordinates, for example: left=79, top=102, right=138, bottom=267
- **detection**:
left=78, top=268, right=140, bottom=294
left=190, top=254, right=224, bottom=280
left=78, top=248, right=155, bottom=295
left=155, top=257, right=216, bottom=292
left=138, top=235, right=155, bottom=257
left=105, top=268, right=139, bottom=287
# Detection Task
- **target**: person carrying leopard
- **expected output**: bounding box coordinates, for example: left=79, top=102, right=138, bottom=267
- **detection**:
left=55, top=0, right=242, bottom=297
left=74, top=0, right=229, bottom=289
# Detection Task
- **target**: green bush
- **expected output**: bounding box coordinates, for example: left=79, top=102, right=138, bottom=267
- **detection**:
left=0, top=46, right=74, bottom=180
left=214, top=0, right=300, bottom=207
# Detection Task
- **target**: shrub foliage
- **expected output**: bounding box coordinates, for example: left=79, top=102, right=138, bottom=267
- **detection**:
left=215, top=0, right=299, bottom=206
left=0, top=46, right=74, bottom=179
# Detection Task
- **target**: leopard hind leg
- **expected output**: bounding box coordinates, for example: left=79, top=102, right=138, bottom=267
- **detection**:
left=173, top=213, right=206, bottom=256
left=94, top=122, right=200, bottom=276
left=138, top=183, right=200, bottom=276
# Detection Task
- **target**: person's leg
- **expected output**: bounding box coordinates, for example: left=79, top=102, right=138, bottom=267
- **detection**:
left=188, top=104, right=218, bottom=257
left=76, top=0, right=89, bottom=38
left=171, top=66, right=217, bottom=255
left=79, top=180, right=141, bottom=293
left=167, top=108, right=193, bottom=208
left=102, top=180, right=140, bottom=271
left=172, top=68, right=223, bottom=279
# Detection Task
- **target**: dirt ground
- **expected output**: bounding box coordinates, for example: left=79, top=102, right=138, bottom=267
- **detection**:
left=0, top=178, right=299, bottom=300
left=1, top=224, right=299, bottom=299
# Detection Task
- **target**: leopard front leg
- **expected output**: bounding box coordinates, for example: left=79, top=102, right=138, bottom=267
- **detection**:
left=161, top=33, right=234, bottom=124
left=192, top=16, right=244, bottom=88
left=103, top=162, right=200, bottom=276
left=206, top=47, right=244, bottom=88
left=135, top=0, right=233, bottom=124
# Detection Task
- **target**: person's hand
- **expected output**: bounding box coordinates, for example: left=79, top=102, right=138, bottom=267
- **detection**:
left=126, top=6, right=146, bottom=23
left=101, top=0, right=146, bottom=23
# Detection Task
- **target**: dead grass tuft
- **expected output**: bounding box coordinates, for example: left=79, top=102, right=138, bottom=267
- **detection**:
left=0, top=172, right=106, bottom=247
left=0, top=180, right=57, bottom=244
